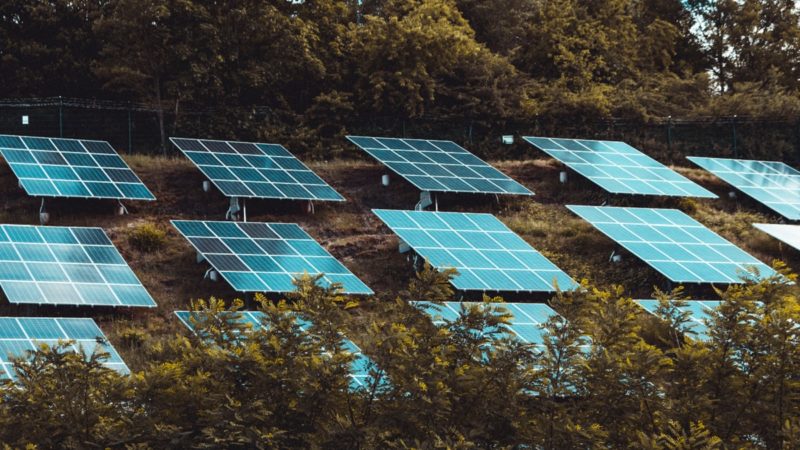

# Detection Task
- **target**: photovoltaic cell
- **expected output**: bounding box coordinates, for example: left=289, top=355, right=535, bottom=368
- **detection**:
left=174, top=310, right=383, bottom=390
left=0, top=225, right=155, bottom=307
left=636, top=299, right=720, bottom=341
left=373, top=209, right=576, bottom=292
left=0, top=317, right=129, bottom=381
left=0, top=134, right=155, bottom=200
left=346, top=136, right=533, bottom=195
left=171, top=220, right=372, bottom=295
left=568, top=205, right=776, bottom=283
left=170, top=138, right=344, bottom=201
left=688, top=156, right=800, bottom=219
left=524, top=136, right=716, bottom=198
left=412, top=301, right=560, bottom=346
left=753, top=223, right=800, bottom=251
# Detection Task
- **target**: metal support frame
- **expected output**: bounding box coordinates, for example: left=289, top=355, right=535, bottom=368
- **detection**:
left=226, top=197, right=242, bottom=221
left=38, top=198, right=49, bottom=225
left=307, top=200, right=315, bottom=214
left=415, top=191, right=436, bottom=211
left=117, top=200, right=129, bottom=216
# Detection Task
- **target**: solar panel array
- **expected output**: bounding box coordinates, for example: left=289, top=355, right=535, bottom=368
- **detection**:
left=753, top=223, right=800, bottom=251
left=568, top=206, right=776, bottom=284
left=413, top=301, right=559, bottom=346
left=0, top=317, right=129, bottom=380
left=170, top=138, right=343, bottom=201
left=524, top=137, right=716, bottom=198
left=0, top=134, right=154, bottom=200
left=347, top=136, right=533, bottom=195
left=172, top=220, right=372, bottom=295
left=688, top=156, right=800, bottom=219
left=636, top=300, right=720, bottom=341
left=175, top=310, right=382, bottom=390
left=373, top=209, right=576, bottom=292
left=0, top=225, right=155, bottom=307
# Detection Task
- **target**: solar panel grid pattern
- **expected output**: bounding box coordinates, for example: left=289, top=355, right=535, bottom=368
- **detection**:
left=688, top=156, right=800, bottom=219
left=170, top=138, right=343, bottom=201
left=413, top=301, right=558, bottom=345
left=524, top=137, right=716, bottom=198
left=0, top=225, right=155, bottom=307
left=373, top=209, right=576, bottom=292
left=171, top=221, right=372, bottom=295
left=0, top=134, right=154, bottom=200
left=568, top=205, right=776, bottom=283
left=174, top=310, right=378, bottom=389
left=636, top=300, right=720, bottom=341
left=346, top=136, right=533, bottom=195
left=0, top=317, right=129, bottom=380
left=753, top=223, right=800, bottom=251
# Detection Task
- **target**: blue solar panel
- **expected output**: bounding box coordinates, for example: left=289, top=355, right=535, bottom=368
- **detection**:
left=688, top=156, right=800, bottom=219
left=0, top=225, right=155, bottom=307
left=374, top=209, right=576, bottom=292
left=0, top=317, right=129, bottom=381
left=172, top=221, right=372, bottom=295
left=753, top=223, right=800, bottom=251
left=175, top=310, right=383, bottom=390
left=170, top=138, right=344, bottom=201
left=636, top=300, right=720, bottom=341
left=568, top=205, right=776, bottom=283
left=0, top=134, right=155, bottom=200
left=413, top=301, right=560, bottom=345
left=524, top=137, right=716, bottom=198
left=347, top=136, right=533, bottom=195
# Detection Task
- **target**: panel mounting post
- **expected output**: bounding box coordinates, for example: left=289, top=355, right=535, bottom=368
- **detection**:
left=415, top=191, right=433, bottom=211
left=226, top=197, right=241, bottom=221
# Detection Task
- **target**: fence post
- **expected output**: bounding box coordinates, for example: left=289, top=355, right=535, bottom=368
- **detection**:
left=667, top=116, right=672, bottom=153
left=732, top=115, right=738, bottom=158
left=127, top=105, right=132, bottom=154
left=58, top=96, right=63, bottom=137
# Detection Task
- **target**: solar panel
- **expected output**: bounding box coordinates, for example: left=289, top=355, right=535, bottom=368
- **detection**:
left=170, top=138, right=344, bottom=201
left=568, top=205, right=776, bottom=283
left=688, top=156, right=800, bottom=219
left=171, top=220, right=372, bottom=295
left=373, top=209, right=576, bottom=292
left=753, top=223, right=800, bottom=251
left=0, top=225, right=156, bottom=307
left=175, top=310, right=382, bottom=390
left=346, top=136, right=533, bottom=195
left=524, top=137, right=716, bottom=198
left=413, top=301, right=560, bottom=346
left=636, top=299, right=720, bottom=341
left=0, top=317, right=129, bottom=381
left=0, top=134, right=155, bottom=200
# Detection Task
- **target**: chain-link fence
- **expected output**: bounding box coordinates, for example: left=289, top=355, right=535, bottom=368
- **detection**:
left=2, top=97, right=800, bottom=165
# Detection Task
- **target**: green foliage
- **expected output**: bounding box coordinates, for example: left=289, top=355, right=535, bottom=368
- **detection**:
left=1, top=267, right=800, bottom=447
left=127, top=222, right=166, bottom=252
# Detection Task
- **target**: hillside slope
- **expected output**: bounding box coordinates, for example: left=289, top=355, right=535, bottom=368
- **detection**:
left=0, top=155, right=794, bottom=369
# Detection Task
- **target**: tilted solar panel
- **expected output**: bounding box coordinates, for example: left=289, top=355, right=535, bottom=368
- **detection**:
left=524, top=136, right=716, bottom=198
left=346, top=136, right=533, bottom=195
left=170, top=138, right=343, bottom=201
left=753, top=223, right=800, bottom=251
left=175, top=310, right=383, bottom=390
left=636, top=299, right=720, bottom=341
left=373, top=209, right=576, bottom=292
left=688, top=156, right=800, bottom=219
left=0, top=225, right=155, bottom=307
left=568, top=205, right=776, bottom=284
left=0, top=134, right=155, bottom=200
left=171, top=220, right=372, bottom=295
left=413, top=301, right=560, bottom=345
left=0, top=317, right=129, bottom=381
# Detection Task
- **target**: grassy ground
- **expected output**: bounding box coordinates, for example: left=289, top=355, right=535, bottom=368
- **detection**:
left=0, top=155, right=795, bottom=369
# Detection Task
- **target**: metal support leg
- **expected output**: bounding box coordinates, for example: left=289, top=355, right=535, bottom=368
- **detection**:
left=117, top=200, right=129, bottom=216
left=39, top=198, right=49, bottom=225
left=226, top=197, right=241, bottom=221
left=415, top=191, right=433, bottom=211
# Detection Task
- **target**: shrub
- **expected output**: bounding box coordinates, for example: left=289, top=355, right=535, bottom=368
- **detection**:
left=128, top=223, right=166, bottom=253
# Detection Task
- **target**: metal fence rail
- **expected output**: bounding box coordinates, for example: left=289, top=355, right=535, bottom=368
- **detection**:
left=2, top=97, right=799, bottom=165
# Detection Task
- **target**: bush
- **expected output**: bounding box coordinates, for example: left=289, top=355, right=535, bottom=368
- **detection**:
left=127, top=223, right=166, bottom=253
